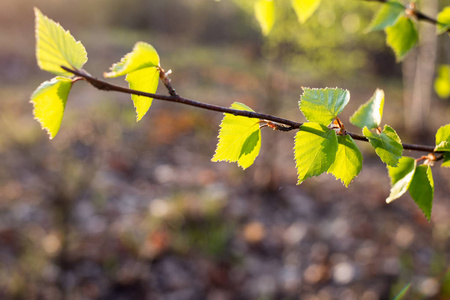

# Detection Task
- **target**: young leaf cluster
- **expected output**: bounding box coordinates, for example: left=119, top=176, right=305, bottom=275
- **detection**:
left=366, top=1, right=417, bottom=61
left=32, top=8, right=161, bottom=138
left=31, top=9, right=450, bottom=222
left=296, top=88, right=362, bottom=187
left=366, top=2, right=450, bottom=61
left=31, top=8, right=87, bottom=139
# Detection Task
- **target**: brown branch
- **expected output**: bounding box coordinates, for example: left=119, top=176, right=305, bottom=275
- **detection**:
left=364, top=0, right=450, bottom=33
left=62, top=66, right=302, bottom=130
left=158, top=67, right=178, bottom=97
left=61, top=66, right=439, bottom=154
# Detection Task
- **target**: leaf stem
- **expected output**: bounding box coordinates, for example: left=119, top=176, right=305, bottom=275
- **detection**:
left=62, top=66, right=439, bottom=154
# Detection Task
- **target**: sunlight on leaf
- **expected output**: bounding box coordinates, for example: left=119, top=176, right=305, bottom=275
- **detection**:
left=350, top=89, right=384, bottom=129
left=327, top=134, right=362, bottom=187
left=409, top=165, right=434, bottom=221
left=434, top=65, right=450, bottom=99
left=385, top=16, right=418, bottom=61
left=294, top=122, right=338, bottom=184
left=437, top=6, right=450, bottom=35
left=104, top=42, right=159, bottom=78
left=254, top=0, right=275, bottom=36
left=126, top=67, right=159, bottom=121
left=34, top=8, right=88, bottom=77
left=363, top=125, right=402, bottom=167
left=291, top=0, right=321, bottom=24
left=105, top=42, right=160, bottom=121
left=366, top=0, right=404, bottom=32
left=30, top=77, right=73, bottom=139
left=300, top=88, right=350, bottom=126
left=435, top=124, right=450, bottom=152
left=212, top=102, right=261, bottom=169
left=386, top=156, right=416, bottom=203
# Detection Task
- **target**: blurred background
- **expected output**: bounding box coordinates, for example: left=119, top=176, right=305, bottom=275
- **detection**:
left=0, top=0, right=449, bottom=299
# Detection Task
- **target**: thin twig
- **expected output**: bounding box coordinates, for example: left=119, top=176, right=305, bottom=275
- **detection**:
left=61, top=66, right=439, bottom=154
left=364, top=0, right=450, bottom=33
left=63, top=66, right=302, bottom=130
left=159, top=68, right=178, bottom=97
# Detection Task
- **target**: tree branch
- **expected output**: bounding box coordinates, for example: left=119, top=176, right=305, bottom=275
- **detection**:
left=364, top=0, right=450, bottom=33
left=63, top=66, right=302, bottom=130
left=61, top=66, right=439, bottom=154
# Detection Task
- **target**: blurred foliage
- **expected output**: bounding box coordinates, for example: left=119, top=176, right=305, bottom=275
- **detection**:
left=233, top=0, right=386, bottom=77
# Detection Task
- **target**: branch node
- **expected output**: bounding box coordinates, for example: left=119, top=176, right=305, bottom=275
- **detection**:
left=159, top=67, right=178, bottom=97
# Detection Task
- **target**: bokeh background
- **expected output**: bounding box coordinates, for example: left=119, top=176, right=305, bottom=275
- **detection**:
left=1, top=0, right=449, bottom=299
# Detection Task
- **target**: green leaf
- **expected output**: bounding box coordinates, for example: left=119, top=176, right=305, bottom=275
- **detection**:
left=104, top=42, right=159, bottom=78
left=34, top=8, right=87, bottom=77
left=409, top=165, right=434, bottom=221
left=254, top=0, right=275, bottom=36
left=300, top=88, right=350, bottom=126
left=363, top=125, right=403, bottom=167
left=442, top=153, right=450, bottom=168
left=294, top=122, right=338, bottom=184
left=393, top=283, right=411, bottom=300
left=350, top=89, right=384, bottom=129
left=327, top=135, right=362, bottom=187
left=386, top=156, right=416, bottom=203
left=434, top=65, right=450, bottom=99
left=105, top=42, right=160, bottom=121
left=366, top=0, right=404, bottom=32
left=385, top=16, right=418, bottom=61
left=291, top=0, right=321, bottom=24
left=125, top=67, right=159, bottom=121
left=212, top=102, right=261, bottom=169
left=437, top=6, right=450, bottom=35
left=30, top=77, right=73, bottom=139
left=435, top=124, right=450, bottom=152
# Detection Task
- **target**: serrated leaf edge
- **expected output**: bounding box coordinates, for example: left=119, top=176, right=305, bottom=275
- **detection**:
left=30, top=76, right=73, bottom=139
left=34, top=7, right=88, bottom=75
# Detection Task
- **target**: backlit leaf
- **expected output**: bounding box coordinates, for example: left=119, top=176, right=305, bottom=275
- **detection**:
left=327, top=134, right=362, bottom=187
left=291, top=0, right=321, bottom=24
left=437, top=6, right=450, bottom=35
left=435, top=124, right=450, bottom=152
left=366, top=0, right=404, bottom=32
left=409, top=165, right=434, bottom=221
left=386, top=156, right=416, bottom=203
left=212, top=102, right=261, bottom=169
left=385, top=16, right=418, bottom=61
left=105, top=42, right=160, bottom=121
left=104, top=42, right=159, bottom=78
left=300, top=88, right=350, bottom=126
left=350, top=89, right=384, bottom=129
left=126, top=67, right=159, bottom=121
left=254, top=0, right=275, bottom=36
left=434, top=65, right=450, bottom=99
left=34, top=8, right=88, bottom=77
left=294, top=122, right=338, bottom=184
left=434, top=124, right=450, bottom=151
left=363, top=125, right=402, bottom=167
left=30, top=77, right=73, bottom=139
